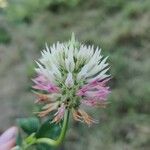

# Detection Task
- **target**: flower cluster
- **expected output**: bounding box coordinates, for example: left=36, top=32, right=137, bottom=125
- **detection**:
left=32, top=34, right=111, bottom=125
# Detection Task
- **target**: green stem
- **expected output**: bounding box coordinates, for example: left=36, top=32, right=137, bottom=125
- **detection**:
left=35, top=110, right=70, bottom=147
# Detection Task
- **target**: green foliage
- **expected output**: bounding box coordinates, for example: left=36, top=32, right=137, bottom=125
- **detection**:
left=26, top=63, right=36, bottom=79
left=0, top=27, right=11, bottom=44
left=36, top=118, right=61, bottom=139
left=17, top=116, right=62, bottom=149
left=6, top=0, right=48, bottom=22
left=17, top=117, right=40, bottom=135
left=102, top=0, right=126, bottom=13
left=35, top=118, right=62, bottom=150
left=63, top=0, right=80, bottom=7
left=5, top=0, right=80, bottom=22
left=123, top=0, right=150, bottom=19
left=16, top=131, right=23, bottom=147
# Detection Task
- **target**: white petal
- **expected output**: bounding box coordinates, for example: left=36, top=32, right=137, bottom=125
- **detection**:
left=45, top=43, right=50, bottom=53
left=86, top=56, right=109, bottom=77
left=65, top=72, right=74, bottom=88
left=88, top=68, right=110, bottom=82
left=51, top=63, right=62, bottom=79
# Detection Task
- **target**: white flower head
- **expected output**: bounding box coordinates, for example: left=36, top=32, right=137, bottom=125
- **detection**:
left=33, top=33, right=111, bottom=125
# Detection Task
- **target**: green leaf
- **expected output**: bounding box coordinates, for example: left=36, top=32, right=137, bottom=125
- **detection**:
left=35, top=144, right=54, bottom=150
left=17, top=117, right=40, bottom=135
left=16, top=131, right=23, bottom=147
left=35, top=118, right=62, bottom=150
left=36, top=118, right=62, bottom=139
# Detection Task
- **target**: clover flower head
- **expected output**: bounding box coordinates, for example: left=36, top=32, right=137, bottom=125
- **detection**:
left=32, top=33, right=111, bottom=126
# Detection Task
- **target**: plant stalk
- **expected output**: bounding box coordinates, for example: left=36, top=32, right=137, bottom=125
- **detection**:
left=35, top=110, right=70, bottom=147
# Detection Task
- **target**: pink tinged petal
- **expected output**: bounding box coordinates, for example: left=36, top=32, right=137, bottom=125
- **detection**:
left=55, top=104, right=65, bottom=118
left=82, top=99, right=108, bottom=108
left=86, top=89, right=110, bottom=101
left=78, top=87, right=110, bottom=99
left=47, top=84, right=60, bottom=93
left=76, top=88, right=87, bottom=96
left=77, top=78, right=111, bottom=106
left=81, top=100, right=96, bottom=106
left=53, top=104, right=65, bottom=123
left=87, top=78, right=111, bottom=88
left=78, top=78, right=110, bottom=94
left=72, top=109, right=98, bottom=126
left=34, top=75, right=47, bottom=82
left=38, top=102, right=59, bottom=117
left=32, top=74, right=60, bottom=93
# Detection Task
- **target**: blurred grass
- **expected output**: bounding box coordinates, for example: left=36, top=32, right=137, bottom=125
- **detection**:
left=0, top=0, right=150, bottom=149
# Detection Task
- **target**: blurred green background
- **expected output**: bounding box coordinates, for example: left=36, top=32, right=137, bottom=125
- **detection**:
left=0, top=0, right=150, bottom=150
